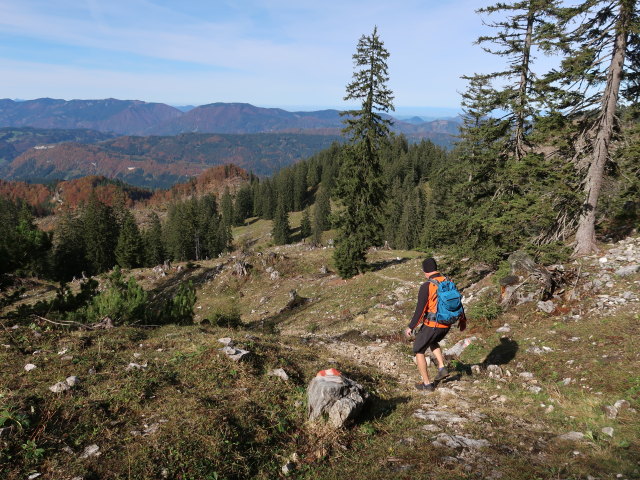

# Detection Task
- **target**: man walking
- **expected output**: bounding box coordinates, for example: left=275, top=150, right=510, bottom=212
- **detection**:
left=405, top=258, right=466, bottom=391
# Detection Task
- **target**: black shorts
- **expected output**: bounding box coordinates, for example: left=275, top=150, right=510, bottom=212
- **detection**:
left=413, top=325, right=450, bottom=355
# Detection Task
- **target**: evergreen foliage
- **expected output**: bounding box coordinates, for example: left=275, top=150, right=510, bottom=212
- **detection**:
left=142, top=212, right=165, bottom=266
left=272, top=196, right=291, bottom=245
left=300, top=207, right=312, bottom=240
left=334, top=26, right=394, bottom=278
left=81, top=193, right=118, bottom=275
left=86, top=267, right=147, bottom=325
left=115, top=211, right=144, bottom=269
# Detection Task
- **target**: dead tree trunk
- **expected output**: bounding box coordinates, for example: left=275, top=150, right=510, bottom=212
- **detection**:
left=574, top=1, right=631, bottom=255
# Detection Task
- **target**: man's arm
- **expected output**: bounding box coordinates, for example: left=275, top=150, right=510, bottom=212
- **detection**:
left=407, top=282, right=430, bottom=330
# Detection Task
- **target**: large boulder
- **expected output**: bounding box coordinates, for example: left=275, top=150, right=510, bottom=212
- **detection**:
left=499, top=251, right=562, bottom=307
left=307, top=369, right=367, bottom=428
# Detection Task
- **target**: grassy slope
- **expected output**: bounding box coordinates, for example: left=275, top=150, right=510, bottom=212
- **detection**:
left=1, top=216, right=639, bottom=480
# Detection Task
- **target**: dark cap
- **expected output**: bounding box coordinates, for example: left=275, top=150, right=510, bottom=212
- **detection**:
left=422, top=257, right=437, bottom=273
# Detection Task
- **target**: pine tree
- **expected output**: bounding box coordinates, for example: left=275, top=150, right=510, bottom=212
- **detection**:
left=476, top=0, right=561, bottom=159
left=115, top=211, right=144, bottom=269
left=548, top=0, right=640, bottom=254
left=334, top=26, right=394, bottom=278
left=143, top=212, right=164, bottom=266
left=272, top=196, right=291, bottom=245
left=81, top=192, right=118, bottom=275
left=52, top=209, right=87, bottom=281
left=300, top=207, right=312, bottom=240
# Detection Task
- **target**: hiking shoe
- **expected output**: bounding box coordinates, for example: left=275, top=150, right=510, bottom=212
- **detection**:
left=435, top=366, right=449, bottom=382
left=415, top=382, right=435, bottom=392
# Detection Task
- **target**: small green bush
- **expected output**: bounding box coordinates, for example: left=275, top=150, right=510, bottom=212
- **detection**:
left=160, top=281, right=197, bottom=325
left=467, top=296, right=503, bottom=322
left=87, top=267, right=147, bottom=325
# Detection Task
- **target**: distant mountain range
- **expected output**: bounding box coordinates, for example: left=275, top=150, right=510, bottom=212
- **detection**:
left=0, top=98, right=460, bottom=142
left=0, top=98, right=461, bottom=188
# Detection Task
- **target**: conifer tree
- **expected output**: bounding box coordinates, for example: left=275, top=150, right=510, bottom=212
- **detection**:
left=272, top=196, right=291, bottom=245
left=81, top=192, right=118, bottom=275
left=115, top=211, right=144, bottom=269
left=547, top=0, right=640, bottom=254
left=300, top=207, right=312, bottom=240
left=334, top=26, right=394, bottom=278
left=143, top=212, right=164, bottom=266
left=52, top=209, right=87, bottom=281
left=476, top=0, right=561, bottom=159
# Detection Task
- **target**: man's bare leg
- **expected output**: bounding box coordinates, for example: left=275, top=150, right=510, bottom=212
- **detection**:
left=432, top=345, right=445, bottom=369
left=415, top=353, right=431, bottom=385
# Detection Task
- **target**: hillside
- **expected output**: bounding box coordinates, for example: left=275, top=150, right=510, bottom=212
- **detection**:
left=1, top=216, right=638, bottom=479
left=2, top=133, right=340, bottom=188
left=0, top=165, right=250, bottom=217
left=0, top=127, right=115, bottom=168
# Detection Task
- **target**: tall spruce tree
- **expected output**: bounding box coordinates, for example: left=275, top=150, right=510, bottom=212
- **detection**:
left=115, top=211, right=144, bottom=269
left=272, top=196, right=291, bottom=245
left=81, top=192, right=118, bottom=275
left=333, top=26, right=394, bottom=278
left=143, top=212, right=164, bottom=266
left=548, top=0, right=640, bottom=254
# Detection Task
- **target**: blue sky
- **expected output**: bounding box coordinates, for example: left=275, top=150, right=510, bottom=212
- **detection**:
left=0, top=1, right=540, bottom=113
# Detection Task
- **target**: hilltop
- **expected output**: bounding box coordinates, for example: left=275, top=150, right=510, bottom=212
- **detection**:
left=1, top=214, right=638, bottom=479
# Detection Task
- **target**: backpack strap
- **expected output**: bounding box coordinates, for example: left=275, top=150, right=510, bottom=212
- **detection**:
left=423, top=278, right=441, bottom=323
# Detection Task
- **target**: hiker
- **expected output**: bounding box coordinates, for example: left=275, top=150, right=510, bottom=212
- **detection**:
left=404, top=257, right=466, bottom=391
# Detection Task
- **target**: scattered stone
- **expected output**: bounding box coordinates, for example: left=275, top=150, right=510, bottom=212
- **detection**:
left=614, top=265, right=640, bottom=277
left=49, top=382, right=70, bottom=393
left=601, top=427, right=614, bottom=437
left=421, top=424, right=441, bottom=433
left=218, top=337, right=234, bottom=347
left=528, top=386, right=543, bottom=394
left=603, top=404, right=619, bottom=419
left=319, top=265, right=329, bottom=274
left=28, top=473, right=41, bottom=479
left=24, top=363, right=37, bottom=372
left=519, top=372, right=534, bottom=380
left=282, top=461, right=296, bottom=475
left=126, top=362, right=148, bottom=371
left=413, top=409, right=467, bottom=424
left=486, top=364, right=503, bottom=376
left=562, top=378, right=572, bottom=386
left=614, top=399, right=630, bottom=411
left=307, top=369, right=367, bottom=428
left=537, top=300, right=555, bottom=313
left=556, top=431, right=585, bottom=442
left=545, top=405, right=555, bottom=413
left=444, top=336, right=477, bottom=357
left=268, top=368, right=289, bottom=381
left=220, top=346, right=250, bottom=362
left=432, top=433, right=490, bottom=450
left=471, top=365, right=481, bottom=375
left=65, top=376, right=79, bottom=387
left=80, top=444, right=100, bottom=458
left=496, top=324, right=511, bottom=333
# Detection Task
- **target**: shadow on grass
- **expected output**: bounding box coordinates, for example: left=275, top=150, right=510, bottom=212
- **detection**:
left=367, top=256, right=410, bottom=273
left=447, top=337, right=519, bottom=379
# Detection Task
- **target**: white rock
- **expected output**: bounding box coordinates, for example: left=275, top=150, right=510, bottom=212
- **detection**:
left=432, top=433, right=490, bottom=450
left=220, top=346, right=250, bottom=362
left=537, top=300, right=555, bottom=313
left=413, top=409, right=467, bottom=424
left=496, top=325, right=511, bottom=333
left=126, top=362, right=148, bottom=371
left=562, top=378, right=572, bottom=386
left=598, top=257, right=608, bottom=264
left=28, top=474, right=41, bottom=479
left=528, top=386, right=543, bottom=394
left=614, top=399, right=630, bottom=411
left=49, top=382, right=70, bottom=393
left=218, top=337, right=234, bottom=346
left=268, top=368, right=289, bottom=381
left=65, top=376, right=79, bottom=387
left=604, top=405, right=618, bottom=419
left=601, top=427, right=614, bottom=437
left=80, top=444, right=100, bottom=458
left=519, top=372, right=534, bottom=380
left=422, top=424, right=441, bottom=432
left=471, top=365, right=481, bottom=375
left=443, top=336, right=477, bottom=357
left=614, top=265, right=640, bottom=277
left=556, top=431, right=585, bottom=442
left=282, top=461, right=296, bottom=475
left=24, top=363, right=37, bottom=371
